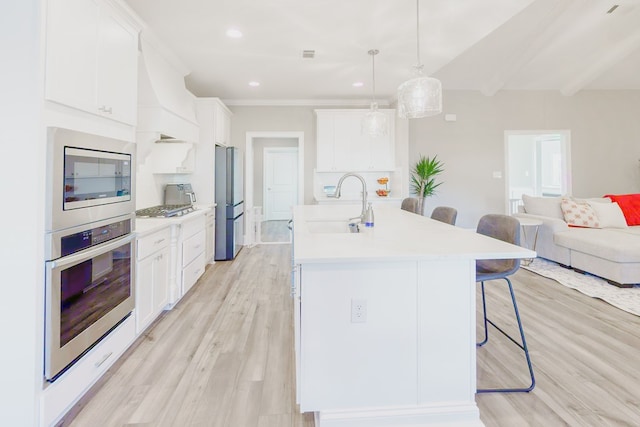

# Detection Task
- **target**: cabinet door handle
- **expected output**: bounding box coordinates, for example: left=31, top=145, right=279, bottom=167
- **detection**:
left=94, top=351, right=113, bottom=368
left=154, top=238, right=166, bottom=245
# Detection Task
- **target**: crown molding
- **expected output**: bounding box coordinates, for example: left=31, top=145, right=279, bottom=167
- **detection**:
left=222, top=98, right=392, bottom=107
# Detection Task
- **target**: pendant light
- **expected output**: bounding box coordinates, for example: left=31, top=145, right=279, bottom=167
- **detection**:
left=361, top=49, right=388, bottom=137
left=397, top=0, right=442, bottom=119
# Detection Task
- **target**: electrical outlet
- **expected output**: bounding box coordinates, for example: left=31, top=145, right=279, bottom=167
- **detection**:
left=351, top=299, right=367, bottom=323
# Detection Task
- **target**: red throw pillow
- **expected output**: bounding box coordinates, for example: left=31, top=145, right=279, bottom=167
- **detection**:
left=603, top=194, right=640, bottom=226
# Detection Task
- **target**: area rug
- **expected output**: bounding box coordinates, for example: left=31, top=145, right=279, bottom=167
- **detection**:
left=522, top=258, right=640, bottom=316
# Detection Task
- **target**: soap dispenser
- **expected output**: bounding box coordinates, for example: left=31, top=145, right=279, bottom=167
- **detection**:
left=364, top=202, right=374, bottom=227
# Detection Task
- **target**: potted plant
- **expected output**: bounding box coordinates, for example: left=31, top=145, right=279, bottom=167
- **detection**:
left=410, top=155, right=444, bottom=215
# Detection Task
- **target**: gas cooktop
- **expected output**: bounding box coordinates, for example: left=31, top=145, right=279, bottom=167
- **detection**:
left=135, top=204, right=195, bottom=218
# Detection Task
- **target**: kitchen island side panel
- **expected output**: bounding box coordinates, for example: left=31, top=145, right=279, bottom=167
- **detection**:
left=417, top=258, right=477, bottom=404
left=300, top=261, right=418, bottom=411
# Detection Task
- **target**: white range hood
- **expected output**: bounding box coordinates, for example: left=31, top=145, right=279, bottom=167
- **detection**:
left=137, top=36, right=199, bottom=144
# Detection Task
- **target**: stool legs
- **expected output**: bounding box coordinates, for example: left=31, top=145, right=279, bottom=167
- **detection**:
left=477, top=277, right=536, bottom=393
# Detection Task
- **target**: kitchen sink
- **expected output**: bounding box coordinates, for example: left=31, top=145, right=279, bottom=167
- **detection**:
left=305, top=219, right=358, bottom=234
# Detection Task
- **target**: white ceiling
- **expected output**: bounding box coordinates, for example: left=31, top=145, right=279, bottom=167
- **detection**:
left=124, top=0, right=640, bottom=104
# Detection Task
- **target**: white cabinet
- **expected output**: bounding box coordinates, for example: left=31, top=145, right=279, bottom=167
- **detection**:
left=214, top=101, right=232, bottom=146
left=205, top=209, right=215, bottom=264
left=45, top=0, right=138, bottom=125
left=149, top=142, right=196, bottom=174
left=40, top=316, right=135, bottom=427
left=292, top=264, right=302, bottom=404
left=315, top=109, right=395, bottom=172
left=179, top=214, right=206, bottom=296
left=135, top=227, right=171, bottom=334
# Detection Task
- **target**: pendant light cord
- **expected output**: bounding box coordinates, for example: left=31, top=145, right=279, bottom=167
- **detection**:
left=371, top=52, right=376, bottom=103
left=368, top=49, right=379, bottom=104
left=416, top=0, right=421, bottom=67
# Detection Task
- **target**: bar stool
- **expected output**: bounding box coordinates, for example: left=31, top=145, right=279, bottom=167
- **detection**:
left=430, top=206, right=457, bottom=225
left=401, top=197, right=421, bottom=215
left=476, top=214, right=535, bottom=393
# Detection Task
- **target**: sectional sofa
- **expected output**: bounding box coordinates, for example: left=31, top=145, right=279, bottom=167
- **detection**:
left=514, top=194, right=640, bottom=288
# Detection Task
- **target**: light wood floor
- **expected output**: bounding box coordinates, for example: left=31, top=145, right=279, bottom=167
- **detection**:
left=61, top=244, right=640, bottom=427
left=260, top=220, right=291, bottom=243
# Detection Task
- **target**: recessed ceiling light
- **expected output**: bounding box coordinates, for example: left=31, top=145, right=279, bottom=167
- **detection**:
left=249, top=81, right=260, bottom=87
left=226, top=28, right=243, bottom=38
left=352, top=82, right=364, bottom=88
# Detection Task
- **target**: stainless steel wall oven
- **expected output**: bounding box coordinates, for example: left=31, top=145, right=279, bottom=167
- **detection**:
left=44, top=128, right=136, bottom=381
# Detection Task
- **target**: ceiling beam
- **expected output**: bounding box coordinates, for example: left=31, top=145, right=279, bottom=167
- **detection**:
left=561, top=7, right=640, bottom=96
left=481, top=0, right=576, bottom=97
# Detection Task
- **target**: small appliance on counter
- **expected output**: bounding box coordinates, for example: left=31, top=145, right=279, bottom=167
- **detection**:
left=165, top=183, right=196, bottom=205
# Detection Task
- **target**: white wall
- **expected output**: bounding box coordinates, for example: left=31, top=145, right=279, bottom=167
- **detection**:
left=0, top=0, right=44, bottom=424
left=410, top=90, right=640, bottom=228
left=229, top=93, right=640, bottom=228
left=229, top=105, right=318, bottom=204
left=229, top=105, right=410, bottom=205
left=253, top=137, right=299, bottom=207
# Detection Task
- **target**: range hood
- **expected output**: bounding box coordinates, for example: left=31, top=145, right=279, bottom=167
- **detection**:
left=156, top=134, right=188, bottom=143
left=137, top=36, right=199, bottom=144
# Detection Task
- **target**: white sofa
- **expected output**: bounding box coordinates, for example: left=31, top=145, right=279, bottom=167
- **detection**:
left=514, top=195, right=640, bottom=288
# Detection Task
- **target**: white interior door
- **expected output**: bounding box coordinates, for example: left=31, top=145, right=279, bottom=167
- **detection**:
left=505, top=130, right=571, bottom=214
left=264, top=148, right=298, bottom=221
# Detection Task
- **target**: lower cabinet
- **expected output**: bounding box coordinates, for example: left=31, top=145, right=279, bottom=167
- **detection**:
left=40, top=316, right=135, bottom=427
left=179, top=214, right=206, bottom=297
left=205, top=208, right=215, bottom=264
left=136, top=227, right=171, bottom=334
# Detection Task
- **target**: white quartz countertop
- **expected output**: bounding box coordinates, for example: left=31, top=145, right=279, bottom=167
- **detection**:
left=134, top=207, right=210, bottom=236
left=293, top=204, right=536, bottom=264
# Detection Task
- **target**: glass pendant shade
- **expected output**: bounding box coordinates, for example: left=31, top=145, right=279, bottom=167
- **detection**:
left=397, top=69, right=442, bottom=119
left=362, top=102, right=388, bottom=137
left=397, top=0, right=443, bottom=119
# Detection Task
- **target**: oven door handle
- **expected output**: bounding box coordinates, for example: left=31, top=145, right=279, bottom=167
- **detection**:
left=48, top=234, right=135, bottom=269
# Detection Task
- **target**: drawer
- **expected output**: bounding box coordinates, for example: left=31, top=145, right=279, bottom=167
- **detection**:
left=41, top=316, right=135, bottom=427
left=182, top=252, right=206, bottom=295
left=182, top=214, right=206, bottom=240
left=182, top=229, right=206, bottom=267
left=137, top=227, right=171, bottom=261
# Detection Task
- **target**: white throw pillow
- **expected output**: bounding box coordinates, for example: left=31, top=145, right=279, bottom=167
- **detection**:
left=572, top=197, right=612, bottom=204
left=560, top=198, right=600, bottom=228
left=590, top=202, right=628, bottom=229
left=522, top=194, right=564, bottom=219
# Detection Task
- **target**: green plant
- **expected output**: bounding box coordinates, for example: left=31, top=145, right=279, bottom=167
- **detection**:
left=411, top=155, right=444, bottom=198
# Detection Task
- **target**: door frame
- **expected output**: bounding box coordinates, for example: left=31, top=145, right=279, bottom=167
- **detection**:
left=504, top=129, right=572, bottom=214
left=245, top=131, right=305, bottom=246
left=263, top=147, right=299, bottom=221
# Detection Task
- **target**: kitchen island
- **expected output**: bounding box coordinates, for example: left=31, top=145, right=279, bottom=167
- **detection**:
left=292, top=204, right=535, bottom=427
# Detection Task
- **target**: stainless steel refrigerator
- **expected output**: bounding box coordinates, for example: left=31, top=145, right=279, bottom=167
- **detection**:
left=215, top=146, right=244, bottom=260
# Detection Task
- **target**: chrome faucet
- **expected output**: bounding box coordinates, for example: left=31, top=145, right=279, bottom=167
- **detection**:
left=334, top=172, right=368, bottom=222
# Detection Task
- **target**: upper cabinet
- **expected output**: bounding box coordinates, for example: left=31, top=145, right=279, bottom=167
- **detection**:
left=44, top=0, right=139, bottom=126
left=192, top=98, right=232, bottom=206
left=213, top=100, right=232, bottom=146
left=315, top=109, right=395, bottom=172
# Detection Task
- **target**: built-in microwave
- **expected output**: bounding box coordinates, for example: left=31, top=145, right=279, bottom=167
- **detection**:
left=46, top=128, right=136, bottom=232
